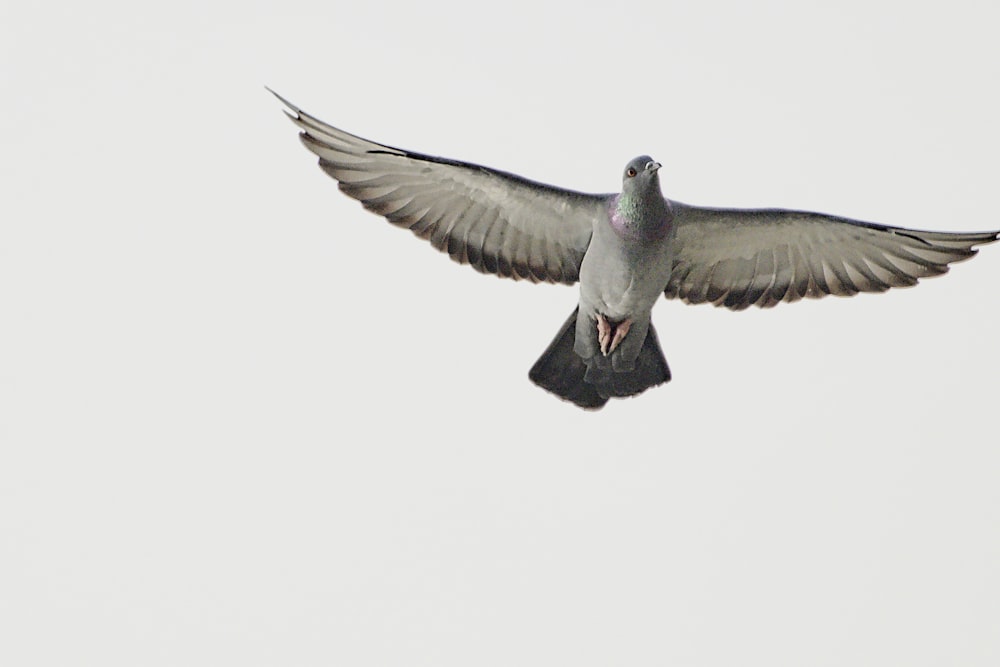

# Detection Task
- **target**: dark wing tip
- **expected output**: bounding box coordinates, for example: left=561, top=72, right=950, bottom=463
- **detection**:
left=267, top=87, right=303, bottom=118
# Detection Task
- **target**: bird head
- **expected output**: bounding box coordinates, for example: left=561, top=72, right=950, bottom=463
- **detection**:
left=622, top=155, right=662, bottom=195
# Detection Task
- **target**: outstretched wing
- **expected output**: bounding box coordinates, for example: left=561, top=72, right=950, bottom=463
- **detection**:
left=665, top=203, right=999, bottom=310
left=275, top=92, right=606, bottom=284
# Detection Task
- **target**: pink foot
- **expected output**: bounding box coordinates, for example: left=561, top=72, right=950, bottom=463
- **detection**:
left=596, top=314, right=632, bottom=356
left=609, top=318, right=632, bottom=354
left=597, top=314, right=612, bottom=356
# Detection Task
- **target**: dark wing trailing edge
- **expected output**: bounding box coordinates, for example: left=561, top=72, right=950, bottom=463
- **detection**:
left=273, top=90, right=604, bottom=284
left=665, top=203, right=1000, bottom=311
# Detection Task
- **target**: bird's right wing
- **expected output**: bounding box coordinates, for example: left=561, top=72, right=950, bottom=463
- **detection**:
left=275, top=92, right=606, bottom=284
left=665, top=203, right=999, bottom=310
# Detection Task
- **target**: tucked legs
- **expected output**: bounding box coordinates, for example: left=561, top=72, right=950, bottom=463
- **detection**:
left=596, top=313, right=633, bottom=356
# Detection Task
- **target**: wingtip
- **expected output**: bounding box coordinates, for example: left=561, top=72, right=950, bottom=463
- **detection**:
left=975, top=229, right=1000, bottom=247
left=266, top=86, right=301, bottom=115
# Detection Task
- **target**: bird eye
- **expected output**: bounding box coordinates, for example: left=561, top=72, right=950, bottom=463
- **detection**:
left=626, top=168, right=637, bottom=177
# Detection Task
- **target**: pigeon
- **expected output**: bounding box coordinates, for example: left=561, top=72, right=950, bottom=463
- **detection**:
left=273, top=91, right=999, bottom=410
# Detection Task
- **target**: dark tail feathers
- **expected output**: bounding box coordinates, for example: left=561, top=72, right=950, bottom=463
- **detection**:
left=528, top=308, right=671, bottom=409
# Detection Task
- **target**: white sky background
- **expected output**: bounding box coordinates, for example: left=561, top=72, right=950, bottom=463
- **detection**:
left=2, top=1, right=999, bottom=665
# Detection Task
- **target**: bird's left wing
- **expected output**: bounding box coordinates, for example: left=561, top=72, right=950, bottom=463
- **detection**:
left=275, top=92, right=605, bottom=284
left=664, top=203, right=999, bottom=310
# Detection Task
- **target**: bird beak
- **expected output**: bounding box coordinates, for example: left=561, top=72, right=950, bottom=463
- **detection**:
left=645, top=161, right=662, bottom=172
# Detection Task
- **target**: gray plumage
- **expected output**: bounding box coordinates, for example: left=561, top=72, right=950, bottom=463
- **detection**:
left=273, top=91, right=999, bottom=409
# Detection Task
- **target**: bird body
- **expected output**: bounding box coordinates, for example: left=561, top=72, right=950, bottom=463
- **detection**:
left=273, top=91, right=999, bottom=409
left=573, top=166, right=678, bottom=385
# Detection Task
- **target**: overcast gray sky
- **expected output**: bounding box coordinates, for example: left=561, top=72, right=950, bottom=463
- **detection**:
left=3, top=1, right=999, bottom=665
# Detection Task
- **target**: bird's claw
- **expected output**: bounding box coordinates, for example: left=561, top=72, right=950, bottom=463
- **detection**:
left=597, top=314, right=612, bottom=355
left=609, top=319, right=631, bottom=354
left=597, top=314, right=632, bottom=356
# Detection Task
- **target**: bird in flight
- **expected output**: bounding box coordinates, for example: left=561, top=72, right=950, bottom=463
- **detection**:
left=272, top=91, right=998, bottom=409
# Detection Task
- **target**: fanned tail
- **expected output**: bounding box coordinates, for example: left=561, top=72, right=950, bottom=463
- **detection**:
left=529, top=308, right=671, bottom=410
